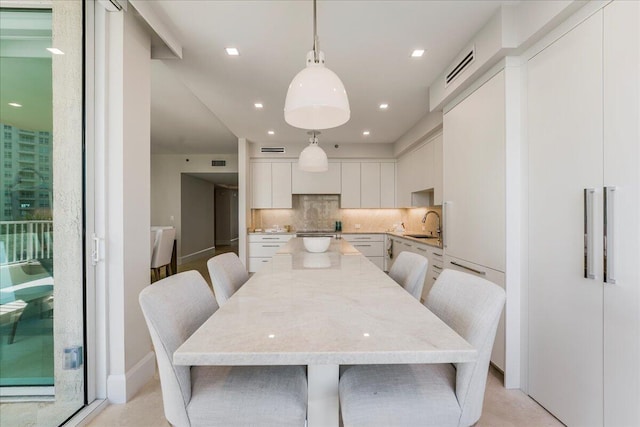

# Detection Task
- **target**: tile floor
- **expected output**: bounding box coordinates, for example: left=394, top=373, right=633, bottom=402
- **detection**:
left=87, top=366, right=563, bottom=427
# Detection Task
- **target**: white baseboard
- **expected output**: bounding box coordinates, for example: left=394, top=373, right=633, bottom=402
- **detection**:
left=106, top=351, right=156, bottom=404
left=179, top=246, right=216, bottom=264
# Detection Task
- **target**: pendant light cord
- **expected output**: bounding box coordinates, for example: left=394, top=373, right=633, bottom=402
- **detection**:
left=313, top=0, right=319, bottom=63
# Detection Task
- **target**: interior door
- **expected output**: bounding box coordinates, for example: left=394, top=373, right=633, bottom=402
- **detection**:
left=527, top=11, right=604, bottom=426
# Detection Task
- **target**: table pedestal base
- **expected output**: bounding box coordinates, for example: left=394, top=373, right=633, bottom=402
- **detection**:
left=308, top=364, right=339, bottom=427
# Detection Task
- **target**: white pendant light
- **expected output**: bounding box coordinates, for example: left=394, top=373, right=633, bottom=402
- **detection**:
left=284, top=0, right=350, bottom=130
left=299, top=131, right=328, bottom=172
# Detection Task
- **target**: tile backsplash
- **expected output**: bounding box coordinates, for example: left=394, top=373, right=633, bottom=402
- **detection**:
left=251, top=195, right=441, bottom=234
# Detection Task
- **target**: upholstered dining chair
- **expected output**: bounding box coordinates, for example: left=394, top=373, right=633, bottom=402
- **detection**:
left=139, top=270, right=307, bottom=427
left=339, top=269, right=505, bottom=427
left=151, top=227, right=175, bottom=281
left=388, top=251, right=429, bottom=300
left=206, top=252, right=249, bottom=307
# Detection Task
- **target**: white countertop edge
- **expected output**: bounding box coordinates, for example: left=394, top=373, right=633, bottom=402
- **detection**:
left=173, top=349, right=477, bottom=366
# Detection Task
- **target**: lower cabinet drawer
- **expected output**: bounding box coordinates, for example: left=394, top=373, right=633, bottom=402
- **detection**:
left=248, top=257, right=271, bottom=273
left=249, top=242, right=286, bottom=257
left=350, top=241, right=384, bottom=257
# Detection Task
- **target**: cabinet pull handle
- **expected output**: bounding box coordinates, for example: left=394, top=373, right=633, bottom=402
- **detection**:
left=354, top=237, right=371, bottom=240
left=584, top=188, right=596, bottom=279
left=433, top=265, right=442, bottom=270
left=354, top=244, right=372, bottom=247
left=262, top=244, right=280, bottom=248
left=432, top=252, right=443, bottom=257
left=262, top=237, right=279, bottom=240
left=604, top=186, right=616, bottom=284
left=450, top=261, right=486, bottom=276
left=432, top=276, right=439, bottom=281
left=416, top=247, right=426, bottom=252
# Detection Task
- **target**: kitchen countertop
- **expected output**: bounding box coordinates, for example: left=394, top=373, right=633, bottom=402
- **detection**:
left=248, top=230, right=443, bottom=248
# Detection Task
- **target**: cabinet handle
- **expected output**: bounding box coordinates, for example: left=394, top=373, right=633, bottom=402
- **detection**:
left=584, top=188, right=596, bottom=279
left=261, top=237, right=280, bottom=240
left=432, top=252, right=443, bottom=257
left=354, top=244, right=372, bottom=247
left=261, top=259, right=269, bottom=263
left=354, top=237, right=372, bottom=240
left=432, top=276, right=439, bottom=281
left=604, top=186, right=616, bottom=284
left=450, top=261, right=486, bottom=276
left=403, top=243, right=412, bottom=248
left=415, top=247, right=427, bottom=252
left=432, top=265, right=442, bottom=271
left=261, top=244, right=280, bottom=248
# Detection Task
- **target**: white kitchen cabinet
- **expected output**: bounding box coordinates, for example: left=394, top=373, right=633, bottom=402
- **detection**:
left=432, top=136, right=443, bottom=206
left=396, top=135, right=441, bottom=208
left=443, top=70, right=505, bottom=273
left=272, top=162, right=292, bottom=208
left=527, top=4, right=640, bottom=426
left=340, top=163, right=361, bottom=208
left=380, top=162, right=395, bottom=208
left=443, top=254, right=505, bottom=371
left=251, top=162, right=272, bottom=209
left=292, top=162, right=341, bottom=194
left=360, top=163, right=381, bottom=208
left=342, top=234, right=385, bottom=270
left=250, top=162, right=292, bottom=209
left=248, top=233, right=293, bottom=273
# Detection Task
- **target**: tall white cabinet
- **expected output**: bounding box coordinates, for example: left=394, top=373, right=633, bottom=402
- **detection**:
left=443, top=67, right=514, bottom=375
left=527, top=3, right=639, bottom=426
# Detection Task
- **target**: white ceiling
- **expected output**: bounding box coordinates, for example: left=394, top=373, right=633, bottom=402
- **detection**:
left=149, top=0, right=512, bottom=154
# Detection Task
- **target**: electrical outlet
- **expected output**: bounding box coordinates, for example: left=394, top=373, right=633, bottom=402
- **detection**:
left=355, top=224, right=361, bottom=229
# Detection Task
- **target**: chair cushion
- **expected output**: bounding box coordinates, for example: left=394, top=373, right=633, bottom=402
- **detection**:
left=340, top=364, right=461, bottom=427
left=187, top=365, right=307, bottom=427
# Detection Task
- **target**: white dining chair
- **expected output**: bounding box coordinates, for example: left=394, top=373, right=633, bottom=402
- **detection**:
left=206, top=252, right=249, bottom=307
left=151, top=227, right=175, bottom=281
left=339, top=269, right=506, bottom=427
left=139, top=270, right=307, bottom=427
left=388, top=251, right=429, bottom=300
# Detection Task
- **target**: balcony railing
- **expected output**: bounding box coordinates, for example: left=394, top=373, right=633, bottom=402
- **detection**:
left=0, top=220, right=53, bottom=264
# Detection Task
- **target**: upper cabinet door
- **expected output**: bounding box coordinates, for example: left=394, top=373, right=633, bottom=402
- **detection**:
left=360, top=163, right=381, bottom=208
left=443, top=69, right=506, bottom=272
left=292, top=162, right=341, bottom=194
left=380, top=162, right=395, bottom=208
left=251, top=162, right=272, bottom=208
left=271, top=162, right=292, bottom=208
left=341, top=163, right=361, bottom=208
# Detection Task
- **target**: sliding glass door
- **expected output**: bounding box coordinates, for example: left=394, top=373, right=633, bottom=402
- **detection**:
left=0, top=1, right=85, bottom=424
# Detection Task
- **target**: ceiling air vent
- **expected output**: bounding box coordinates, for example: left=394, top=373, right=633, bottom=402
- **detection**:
left=445, top=46, right=475, bottom=87
left=211, top=160, right=226, bottom=167
left=260, top=147, right=286, bottom=154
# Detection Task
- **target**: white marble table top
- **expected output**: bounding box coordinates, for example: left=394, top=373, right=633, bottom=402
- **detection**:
left=174, top=237, right=476, bottom=366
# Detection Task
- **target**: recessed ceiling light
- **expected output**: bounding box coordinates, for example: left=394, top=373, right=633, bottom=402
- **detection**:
left=46, top=47, right=65, bottom=55
left=411, top=49, right=425, bottom=58
left=379, top=103, right=389, bottom=110
left=362, top=131, right=370, bottom=136
left=268, top=130, right=275, bottom=135
left=225, top=47, right=240, bottom=56
left=8, top=102, right=22, bottom=108
left=254, top=103, right=263, bottom=109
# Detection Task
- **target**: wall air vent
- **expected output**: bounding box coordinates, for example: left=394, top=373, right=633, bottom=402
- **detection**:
left=211, top=160, right=226, bottom=167
left=445, top=45, right=475, bottom=87
left=260, top=147, right=286, bottom=154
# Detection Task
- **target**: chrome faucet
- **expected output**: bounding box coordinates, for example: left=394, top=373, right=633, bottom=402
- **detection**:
left=422, top=211, right=441, bottom=239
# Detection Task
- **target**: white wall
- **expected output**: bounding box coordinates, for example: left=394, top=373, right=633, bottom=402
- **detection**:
left=393, top=110, right=443, bottom=157
left=248, top=142, right=395, bottom=159
left=180, top=174, right=215, bottom=260
left=104, top=8, right=154, bottom=403
left=151, top=154, right=238, bottom=260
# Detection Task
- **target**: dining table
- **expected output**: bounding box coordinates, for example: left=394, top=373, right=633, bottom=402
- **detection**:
left=174, top=237, right=477, bottom=427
